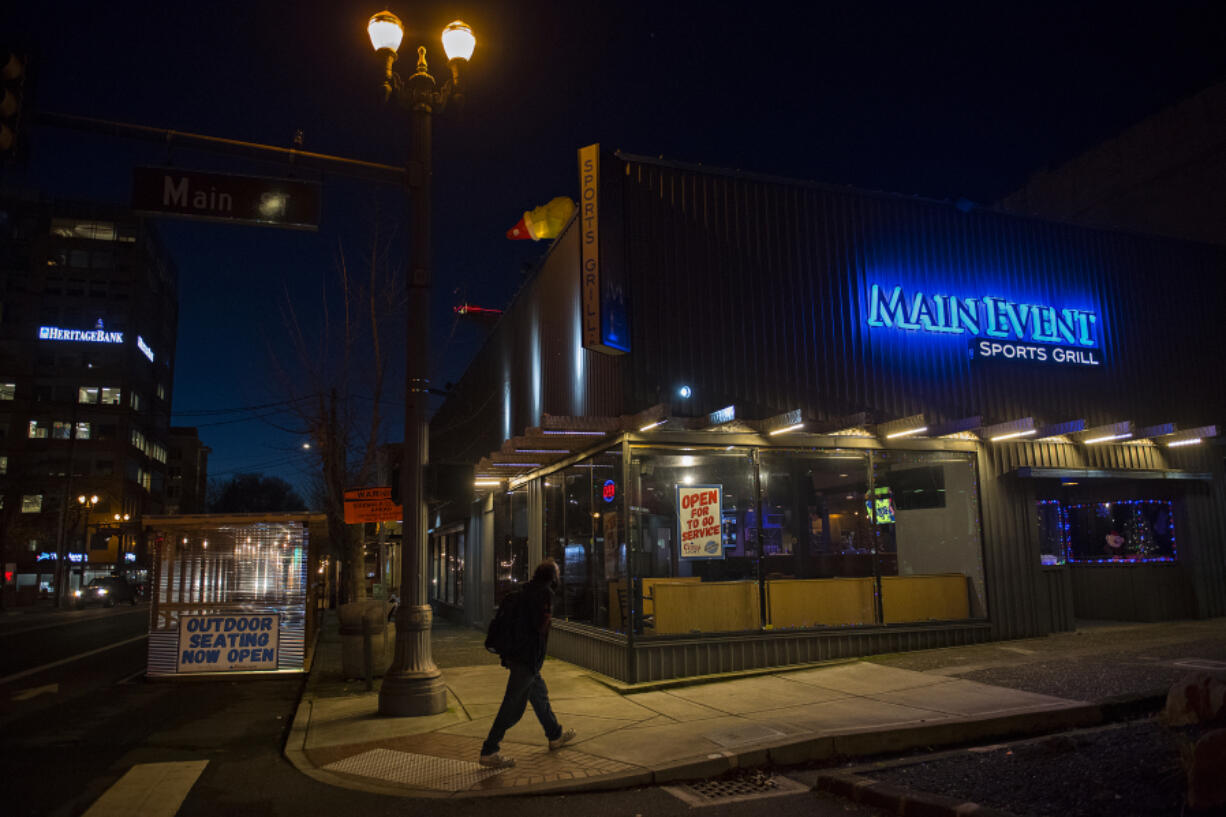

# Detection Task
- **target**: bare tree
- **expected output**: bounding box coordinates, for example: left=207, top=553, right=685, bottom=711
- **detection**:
left=270, top=209, right=401, bottom=604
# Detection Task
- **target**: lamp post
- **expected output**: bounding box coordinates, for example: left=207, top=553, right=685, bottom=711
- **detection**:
left=76, top=493, right=99, bottom=590
left=367, top=10, right=475, bottom=717
left=113, top=512, right=131, bottom=568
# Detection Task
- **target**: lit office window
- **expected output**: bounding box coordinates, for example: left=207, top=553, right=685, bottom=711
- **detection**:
left=79, top=386, right=99, bottom=404
left=0, top=382, right=14, bottom=400
left=76, top=422, right=91, bottom=440
left=156, top=383, right=166, bottom=401
left=0, top=456, right=7, bottom=474
left=50, top=218, right=117, bottom=241
left=100, top=387, right=121, bottom=405
left=28, top=420, right=47, bottom=439
left=52, top=421, right=72, bottom=439
left=21, top=494, right=43, bottom=513
left=130, top=392, right=142, bottom=411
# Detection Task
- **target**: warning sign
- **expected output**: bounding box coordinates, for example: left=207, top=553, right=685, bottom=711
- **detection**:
left=343, top=486, right=402, bottom=524
left=676, top=484, right=724, bottom=561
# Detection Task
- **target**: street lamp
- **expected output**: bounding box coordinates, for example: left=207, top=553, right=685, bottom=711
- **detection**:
left=76, top=494, right=99, bottom=589
left=367, top=10, right=475, bottom=717
left=113, top=512, right=132, bottom=565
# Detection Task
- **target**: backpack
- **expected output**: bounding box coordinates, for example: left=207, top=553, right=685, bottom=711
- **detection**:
left=484, top=589, right=524, bottom=657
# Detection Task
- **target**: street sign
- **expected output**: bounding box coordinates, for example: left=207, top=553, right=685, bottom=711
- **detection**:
left=131, top=166, right=321, bottom=230
left=344, top=486, right=402, bottom=524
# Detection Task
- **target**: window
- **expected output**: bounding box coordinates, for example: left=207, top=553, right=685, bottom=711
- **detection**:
left=28, top=420, right=47, bottom=439
left=51, top=218, right=117, bottom=241
left=52, top=421, right=72, bottom=439
left=0, top=382, right=14, bottom=400
left=76, top=421, right=91, bottom=440
left=27, top=539, right=38, bottom=552
left=21, top=494, right=43, bottom=513
left=156, top=383, right=165, bottom=401
left=1041, top=499, right=1177, bottom=564
left=131, top=428, right=147, bottom=454
left=130, top=392, right=141, bottom=411
left=100, top=387, right=121, bottom=405
left=79, top=386, right=98, bottom=404
left=0, top=455, right=7, bottom=474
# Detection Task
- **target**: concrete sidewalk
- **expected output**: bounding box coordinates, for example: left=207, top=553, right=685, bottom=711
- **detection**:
left=282, top=613, right=1171, bottom=799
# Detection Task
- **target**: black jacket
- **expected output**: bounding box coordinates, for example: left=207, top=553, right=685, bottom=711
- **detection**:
left=505, top=577, right=553, bottom=670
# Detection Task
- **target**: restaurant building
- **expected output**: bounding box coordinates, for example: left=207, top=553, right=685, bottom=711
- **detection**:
left=427, top=146, right=1226, bottom=683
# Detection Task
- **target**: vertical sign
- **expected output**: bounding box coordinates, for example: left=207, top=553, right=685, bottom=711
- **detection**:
left=677, top=484, right=725, bottom=561
left=577, top=144, right=630, bottom=356
left=579, top=143, right=602, bottom=349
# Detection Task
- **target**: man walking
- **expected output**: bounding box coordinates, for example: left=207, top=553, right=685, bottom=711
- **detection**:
left=479, top=559, right=575, bottom=768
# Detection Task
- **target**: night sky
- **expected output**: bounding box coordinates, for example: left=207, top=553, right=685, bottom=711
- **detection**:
left=4, top=0, right=1226, bottom=497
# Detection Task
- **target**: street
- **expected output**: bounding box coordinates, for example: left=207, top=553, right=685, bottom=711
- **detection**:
left=0, top=608, right=885, bottom=817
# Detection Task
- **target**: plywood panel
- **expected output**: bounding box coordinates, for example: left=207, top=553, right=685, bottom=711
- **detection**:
left=881, top=574, right=970, bottom=623
left=766, top=578, right=876, bottom=628
left=651, top=581, right=760, bottom=634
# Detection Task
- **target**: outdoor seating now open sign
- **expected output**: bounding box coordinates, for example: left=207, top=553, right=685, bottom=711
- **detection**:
left=178, top=614, right=279, bottom=672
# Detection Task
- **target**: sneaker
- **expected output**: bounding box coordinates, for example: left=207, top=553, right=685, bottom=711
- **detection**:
left=478, top=752, right=516, bottom=769
left=549, top=728, right=576, bottom=750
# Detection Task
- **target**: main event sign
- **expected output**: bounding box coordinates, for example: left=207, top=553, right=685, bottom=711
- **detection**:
left=178, top=614, right=279, bottom=673
left=866, top=283, right=1103, bottom=366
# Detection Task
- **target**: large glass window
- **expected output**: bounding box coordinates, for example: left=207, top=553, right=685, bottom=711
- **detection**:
left=758, top=451, right=876, bottom=628
left=542, top=447, right=623, bottom=626
left=492, top=488, right=529, bottom=605
left=872, top=451, right=987, bottom=623
left=627, top=448, right=758, bottom=635
left=1039, top=498, right=1176, bottom=564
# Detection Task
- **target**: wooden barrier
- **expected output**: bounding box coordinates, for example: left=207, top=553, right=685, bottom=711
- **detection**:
left=766, top=577, right=876, bottom=628
left=608, top=576, right=701, bottom=630
left=651, top=580, right=760, bottom=634
left=881, top=573, right=969, bottom=623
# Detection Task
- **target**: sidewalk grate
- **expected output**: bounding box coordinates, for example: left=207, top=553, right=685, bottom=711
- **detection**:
left=663, top=769, right=809, bottom=807
left=323, top=748, right=505, bottom=791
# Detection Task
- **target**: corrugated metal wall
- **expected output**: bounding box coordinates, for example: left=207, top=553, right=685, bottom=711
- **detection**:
left=616, top=157, right=1226, bottom=428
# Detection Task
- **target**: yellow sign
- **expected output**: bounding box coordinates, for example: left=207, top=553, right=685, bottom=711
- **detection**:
left=579, top=143, right=601, bottom=349
left=343, top=486, right=401, bottom=524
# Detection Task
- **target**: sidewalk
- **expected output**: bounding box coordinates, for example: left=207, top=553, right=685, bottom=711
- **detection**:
left=284, top=613, right=1225, bottom=799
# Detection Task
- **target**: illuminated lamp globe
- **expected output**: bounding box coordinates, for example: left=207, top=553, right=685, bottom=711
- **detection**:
left=368, top=11, right=405, bottom=53
left=441, top=20, right=475, bottom=62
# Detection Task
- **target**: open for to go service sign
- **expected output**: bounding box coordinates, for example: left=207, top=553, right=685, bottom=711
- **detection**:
left=677, top=484, right=724, bottom=561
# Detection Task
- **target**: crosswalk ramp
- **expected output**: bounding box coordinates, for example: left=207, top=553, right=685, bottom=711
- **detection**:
left=82, top=760, right=208, bottom=817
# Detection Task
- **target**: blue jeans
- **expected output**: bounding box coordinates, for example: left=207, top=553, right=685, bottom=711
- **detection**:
left=481, top=660, right=561, bottom=755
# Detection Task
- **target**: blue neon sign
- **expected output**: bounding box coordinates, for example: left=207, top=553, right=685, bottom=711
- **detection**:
left=866, top=284, right=1099, bottom=348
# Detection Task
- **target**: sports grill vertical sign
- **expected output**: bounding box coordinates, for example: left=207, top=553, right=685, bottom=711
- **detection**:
left=579, top=144, right=602, bottom=349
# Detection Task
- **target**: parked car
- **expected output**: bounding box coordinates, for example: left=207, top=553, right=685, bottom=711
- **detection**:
left=74, top=576, right=138, bottom=608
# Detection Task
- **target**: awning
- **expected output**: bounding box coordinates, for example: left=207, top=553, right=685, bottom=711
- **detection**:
left=1012, top=467, right=1212, bottom=481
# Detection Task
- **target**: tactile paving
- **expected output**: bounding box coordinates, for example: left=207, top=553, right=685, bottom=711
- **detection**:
left=323, top=748, right=505, bottom=791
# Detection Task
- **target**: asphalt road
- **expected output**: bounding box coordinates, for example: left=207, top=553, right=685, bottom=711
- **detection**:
left=0, top=608, right=886, bottom=817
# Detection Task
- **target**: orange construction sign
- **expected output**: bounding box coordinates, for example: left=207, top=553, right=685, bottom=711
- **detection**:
left=343, top=486, right=402, bottom=524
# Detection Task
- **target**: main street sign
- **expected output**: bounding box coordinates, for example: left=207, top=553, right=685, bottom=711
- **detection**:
left=132, top=167, right=321, bottom=230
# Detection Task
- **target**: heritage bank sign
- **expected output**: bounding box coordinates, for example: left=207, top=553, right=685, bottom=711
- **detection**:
left=866, top=283, right=1103, bottom=365
left=132, top=167, right=321, bottom=230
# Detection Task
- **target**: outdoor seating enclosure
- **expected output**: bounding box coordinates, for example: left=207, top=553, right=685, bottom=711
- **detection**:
left=144, top=513, right=325, bottom=677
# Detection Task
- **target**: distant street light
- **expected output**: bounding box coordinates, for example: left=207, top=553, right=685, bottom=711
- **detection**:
left=76, top=494, right=99, bottom=588
left=366, top=9, right=475, bottom=717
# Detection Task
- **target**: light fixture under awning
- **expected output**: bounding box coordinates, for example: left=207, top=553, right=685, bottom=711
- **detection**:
left=1012, top=467, right=1212, bottom=481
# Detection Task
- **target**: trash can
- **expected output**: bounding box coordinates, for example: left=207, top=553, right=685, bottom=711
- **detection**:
left=338, top=599, right=395, bottom=681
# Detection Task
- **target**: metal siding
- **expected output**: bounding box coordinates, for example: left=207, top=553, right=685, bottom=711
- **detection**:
left=617, top=159, right=1226, bottom=429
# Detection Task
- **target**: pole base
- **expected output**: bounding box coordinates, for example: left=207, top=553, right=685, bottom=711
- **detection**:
left=378, top=670, right=448, bottom=716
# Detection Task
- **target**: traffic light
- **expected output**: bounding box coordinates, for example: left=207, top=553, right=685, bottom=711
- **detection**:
left=0, top=51, right=28, bottom=159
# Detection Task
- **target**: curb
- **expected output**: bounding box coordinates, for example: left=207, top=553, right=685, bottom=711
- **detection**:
left=816, top=771, right=1018, bottom=817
